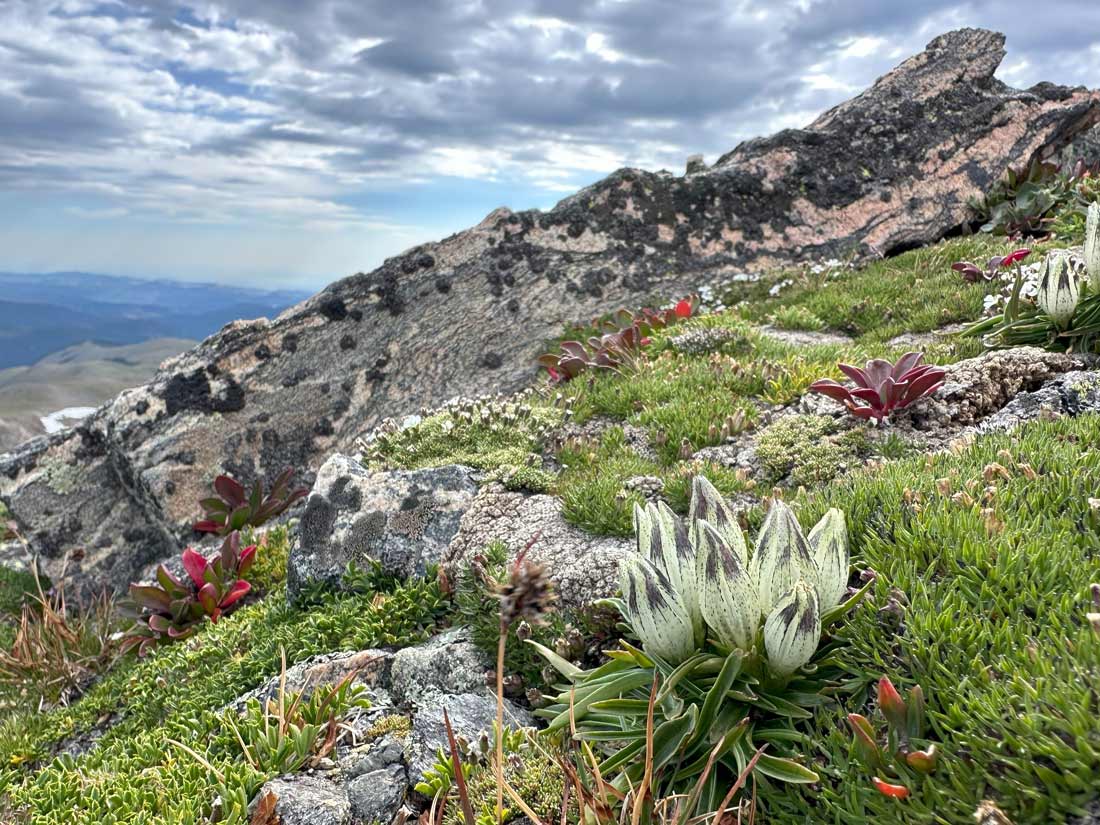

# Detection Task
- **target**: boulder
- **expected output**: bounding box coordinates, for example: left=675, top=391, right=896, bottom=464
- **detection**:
left=250, top=774, right=351, bottom=825
left=4, top=29, right=1099, bottom=594
left=287, top=457, right=477, bottom=602
left=443, top=483, right=633, bottom=610
left=388, top=627, right=488, bottom=708
left=346, top=764, right=407, bottom=825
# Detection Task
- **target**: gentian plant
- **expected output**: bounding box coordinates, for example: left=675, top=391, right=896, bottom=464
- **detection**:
left=809, top=352, right=946, bottom=423
left=530, top=477, right=870, bottom=811
left=965, top=219, right=1100, bottom=353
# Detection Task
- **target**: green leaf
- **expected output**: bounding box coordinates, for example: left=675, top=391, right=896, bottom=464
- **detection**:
left=526, top=640, right=582, bottom=681
left=754, top=753, right=819, bottom=784
left=695, top=650, right=743, bottom=742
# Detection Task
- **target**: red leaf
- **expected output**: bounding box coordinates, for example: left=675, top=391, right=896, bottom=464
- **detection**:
left=181, top=547, right=209, bottom=588
left=197, top=582, right=219, bottom=615
left=130, top=584, right=172, bottom=612
left=238, top=545, right=258, bottom=576
left=192, top=519, right=222, bottom=534
left=1002, top=248, right=1031, bottom=266
left=219, top=579, right=251, bottom=609
left=214, top=475, right=246, bottom=507
left=872, top=777, right=910, bottom=799
left=809, top=380, right=855, bottom=404
left=674, top=299, right=693, bottom=318
left=837, top=363, right=873, bottom=389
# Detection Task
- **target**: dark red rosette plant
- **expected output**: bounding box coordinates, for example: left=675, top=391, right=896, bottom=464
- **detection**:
left=539, top=296, right=697, bottom=383
left=809, top=352, right=945, bottom=423
left=951, top=248, right=1031, bottom=283
left=122, top=468, right=306, bottom=655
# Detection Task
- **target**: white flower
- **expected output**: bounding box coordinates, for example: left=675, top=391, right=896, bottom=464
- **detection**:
left=763, top=581, right=821, bottom=677
left=1085, top=202, right=1099, bottom=290
left=749, top=499, right=819, bottom=616
left=1036, top=250, right=1080, bottom=329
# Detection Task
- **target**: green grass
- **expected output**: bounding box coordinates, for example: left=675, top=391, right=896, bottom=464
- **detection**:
left=760, top=413, right=1100, bottom=824
left=734, top=234, right=1062, bottom=343
left=0, top=528, right=449, bottom=825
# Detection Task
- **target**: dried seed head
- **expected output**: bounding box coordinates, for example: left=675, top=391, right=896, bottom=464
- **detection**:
left=497, top=558, right=555, bottom=628
left=678, top=438, right=695, bottom=460
left=983, top=463, right=1011, bottom=484
left=1018, top=463, right=1038, bottom=481
left=935, top=478, right=952, bottom=496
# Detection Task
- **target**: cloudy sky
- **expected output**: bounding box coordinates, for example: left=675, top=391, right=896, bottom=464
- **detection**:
left=2, top=1, right=1099, bottom=290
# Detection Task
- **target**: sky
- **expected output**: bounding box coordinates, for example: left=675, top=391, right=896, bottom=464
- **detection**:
left=1, top=1, right=1099, bottom=290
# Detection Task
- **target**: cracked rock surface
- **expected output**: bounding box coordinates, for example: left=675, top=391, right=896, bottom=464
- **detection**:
left=444, top=483, right=634, bottom=610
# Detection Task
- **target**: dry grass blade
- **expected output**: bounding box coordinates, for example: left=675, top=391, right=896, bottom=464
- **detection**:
left=443, top=707, right=477, bottom=825
left=0, top=563, right=116, bottom=708
left=709, top=746, right=766, bottom=825
left=629, top=672, right=660, bottom=825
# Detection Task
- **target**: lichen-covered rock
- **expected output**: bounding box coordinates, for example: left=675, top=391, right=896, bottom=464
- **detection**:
left=250, top=774, right=351, bottom=825
left=0, top=428, right=177, bottom=591
left=346, top=764, right=407, bottom=825
left=899, top=347, right=1088, bottom=434
left=444, top=483, right=633, bottom=609
left=288, top=456, right=477, bottom=601
left=388, top=628, right=487, bottom=708
left=226, top=649, right=393, bottom=714
left=4, top=29, right=1098, bottom=595
left=975, top=370, right=1100, bottom=434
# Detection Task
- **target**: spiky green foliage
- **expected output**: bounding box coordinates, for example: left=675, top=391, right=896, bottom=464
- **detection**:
left=759, top=413, right=1100, bottom=824
left=0, top=528, right=448, bottom=825
left=532, top=479, right=868, bottom=815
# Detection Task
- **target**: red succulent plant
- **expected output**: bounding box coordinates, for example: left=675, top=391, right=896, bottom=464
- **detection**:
left=951, top=248, right=1031, bottom=283
left=121, top=532, right=257, bottom=656
left=194, top=468, right=308, bottom=536
left=809, top=352, right=945, bottom=423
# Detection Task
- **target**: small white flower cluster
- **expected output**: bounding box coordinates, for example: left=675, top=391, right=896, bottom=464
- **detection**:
left=356, top=388, right=557, bottom=462
left=809, top=257, right=845, bottom=277
left=769, top=278, right=794, bottom=297
left=695, top=284, right=726, bottom=313
left=980, top=258, right=1044, bottom=316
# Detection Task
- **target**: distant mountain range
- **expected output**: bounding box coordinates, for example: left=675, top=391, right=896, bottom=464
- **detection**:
left=0, top=271, right=310, bottom=370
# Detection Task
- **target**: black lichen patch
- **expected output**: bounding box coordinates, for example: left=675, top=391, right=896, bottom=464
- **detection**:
left=320, top=297, right=349, bottom=321
left=282, top=333, right=299, bottom=353
left=339, top=334, right=357, bottom=351
left=162, top=370, right=247, bottom=416
left=481, top=352, right=504, bottom=370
